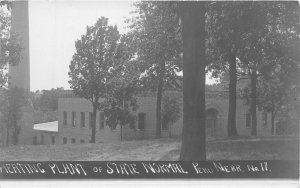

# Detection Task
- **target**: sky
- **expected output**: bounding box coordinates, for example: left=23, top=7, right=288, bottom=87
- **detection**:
left=29, top=1, right=217, bottom=92
left=29, top=1, right=134, bottom=91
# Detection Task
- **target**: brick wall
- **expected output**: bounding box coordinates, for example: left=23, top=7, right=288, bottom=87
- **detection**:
left=34, top=131, right=59, bottom=145
left=57, top=91, right=273, bottom=144
left=163, top=92, right=272, bottom=138
left=58, top=97, right=122, bottom=144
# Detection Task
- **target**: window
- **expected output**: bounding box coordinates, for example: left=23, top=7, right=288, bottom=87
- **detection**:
left=80, top=139, right=85, bottom=144
left=262, top=111, right=267, bottom=127
left=63, top=111, right=67, bottom=126
left=63, top=137, right=67, bottom=144
left=71, top=138, right=76, bottom=144
left=246, top=112, right=251, bottom=128
left=138, top=113, right=146, bottom=130
left=99, top=112, right=105, bottom=130
left=51, top=136, right=55, bottom=145
left=206, top=118, right=216, bottom=128
left=72, top=112, right=76, bottom=127
left=89, top=112, right=93, bottom=129
left=81, top=112, right=85, bottom=127
left=40, top=135, right=44, bottom=145
left=111, top=124, right=117, bottom=130
left=205, top=108, right=218, bottom=129
left=162, top=120, right=168, bottom=130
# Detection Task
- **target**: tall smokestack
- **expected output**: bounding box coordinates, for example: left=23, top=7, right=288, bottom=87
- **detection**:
left=9, top=0, right=30, bottom=91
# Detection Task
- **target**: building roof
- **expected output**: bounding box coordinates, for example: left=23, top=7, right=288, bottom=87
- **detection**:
left=59, top=88, right=230, bottom=100
left=57, top=90, right=78, bottom=98
left=33, top=121, right=58, bottom=133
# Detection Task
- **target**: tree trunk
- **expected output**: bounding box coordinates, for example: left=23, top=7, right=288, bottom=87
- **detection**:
left=6, top=118, right=9, bottom=146
left=90, top=105, right=97, bottom=143
left=13, top=113, right=18, bottom=145
left=156, top=72, right=164, bottom=138
left=179, top=2, right=206, bottom=161
left=227, top=52, right=238, bottom=137
left=120, top=123, right=123, bottom=141
left=271, top=110, right=275, bottom=135
left=121, top=99, right=124, bottom=141
left=250, top=70, right=257, bottom=136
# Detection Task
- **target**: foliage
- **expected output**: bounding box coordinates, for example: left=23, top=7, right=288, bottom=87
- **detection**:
left=128, top=1, right=182, bottom=90
left=0, top=87, right=28, bottom=145
left=30, top=87, right=63, bottom=112
left=39, top=88, right=63, bottom=111
left=69, top=17, right=119, bottom=108
left=33, top=110, right=58, bottom=124
left=275, top=111, right=299, bottom=135
left=128, top=1, right=182, bottom=137
left=206, top=2, right=250, bottom=76
left=0, top=9, right=22, bottom=88
left=102, top=34, right=140, bottom=133
left=103, top=84, right=138, bottom=130
left=0, top=1, right=11, bottom=10
left=68, top=17, right=120, bottom=143
left=206, top=1, right=256, bottom=137
left=28, top=88, right=62, bottom=124
left=237, top=1, right=300, bottom=134
left=69, top=17, right=120, bottom=104
left=207, top=1, right=300, bottom=136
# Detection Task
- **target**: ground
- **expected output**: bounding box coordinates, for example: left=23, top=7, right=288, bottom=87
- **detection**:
left=0, top=136, right=298, bottom=161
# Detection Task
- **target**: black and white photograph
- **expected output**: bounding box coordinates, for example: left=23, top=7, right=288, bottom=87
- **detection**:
left=0, top=0, right=299, bottom=184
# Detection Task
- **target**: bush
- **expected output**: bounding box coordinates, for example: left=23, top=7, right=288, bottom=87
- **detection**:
left=276, top=115, right=299, bottom=135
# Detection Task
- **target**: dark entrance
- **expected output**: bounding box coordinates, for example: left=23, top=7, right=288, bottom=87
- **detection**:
left=206, top=108, right=218, bottom=137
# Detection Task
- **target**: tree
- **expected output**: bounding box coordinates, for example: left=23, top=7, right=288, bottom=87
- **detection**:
left=103, top=82, right=138, bottom=141
left=236, top=2, right=271, bottom=136
left=237, top=1, right=299, bottom=135
left=206, top=2, right=249, bottom=137
left=207, top=1, right=299, bottom=136
left=128, top=1, right=182, bottom=138
left=0, top=7, right=22, bottom=89
left=69, top=17, right=120, bottom=143
left=256, top=27, right=300, bottom=135
left=179, top=1, right=206, bottom=160
left=102, top=35, right=139, bottom=141
left=256, top=78, right=298, bottom=135
left=0, top=87, right=27, bottom=145
left=0, top=2, right=23, bottom=146
left=38, top=87, right=63, bottom=111
left=29, top=88, right=63, bottom=124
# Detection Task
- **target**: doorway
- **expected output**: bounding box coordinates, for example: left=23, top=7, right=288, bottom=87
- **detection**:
left=206, top=108, right=218, bottom=137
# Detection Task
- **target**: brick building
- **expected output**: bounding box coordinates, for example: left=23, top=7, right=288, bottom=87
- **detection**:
left=33, top=89, right=273, bottom=145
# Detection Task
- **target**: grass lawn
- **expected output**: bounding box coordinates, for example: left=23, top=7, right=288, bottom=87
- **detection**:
left=0, top=136, right=298, bottom=161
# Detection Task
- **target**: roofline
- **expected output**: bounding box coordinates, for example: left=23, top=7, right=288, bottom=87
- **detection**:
left=33, top=129, right=58, bottom=133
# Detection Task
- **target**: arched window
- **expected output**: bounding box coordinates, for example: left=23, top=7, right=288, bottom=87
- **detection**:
left=72, top=112, right=76, bottom=127
left=81, top=112, right=85, bottom=127
left=206, top=108, right=218, bottom=128
left=63, top=111, right=67, bottom=126
left=246, top=111, right=251, bottom=128
left=40, top=135, right=44, bottom=145
left=138, top=113, right=146, bottom=130
left=99, top=112, right=105, bottom=130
